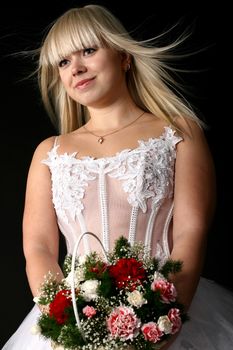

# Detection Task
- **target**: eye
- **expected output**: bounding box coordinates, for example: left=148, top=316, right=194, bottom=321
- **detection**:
left=58, top=58, right=70, bottom=68
left=83, top=48, right=96, bottom=56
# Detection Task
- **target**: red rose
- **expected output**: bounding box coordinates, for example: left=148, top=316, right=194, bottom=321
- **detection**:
left=108, top=258, right=146, bottom=290
left=49, top=289, right=72, bottom=324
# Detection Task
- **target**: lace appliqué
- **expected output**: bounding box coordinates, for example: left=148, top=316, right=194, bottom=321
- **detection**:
left=42, top=127, right=182, bottom=224
left=109, top=127, right=182, bottom=213
left=42, top=146, right=96, bottom=223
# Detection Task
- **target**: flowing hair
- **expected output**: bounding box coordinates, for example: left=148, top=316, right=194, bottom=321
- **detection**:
left=37, top=4, right=203, bottom=134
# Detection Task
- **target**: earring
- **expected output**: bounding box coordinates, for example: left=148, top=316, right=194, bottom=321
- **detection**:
left=127, top=63, right=131, bottom=71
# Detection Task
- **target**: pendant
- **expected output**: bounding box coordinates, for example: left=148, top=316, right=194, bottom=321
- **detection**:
left=98, top=137, right=104, bottom=144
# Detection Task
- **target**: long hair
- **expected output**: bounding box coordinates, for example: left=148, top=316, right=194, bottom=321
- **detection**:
left=38, top=4, right=202, bottom=134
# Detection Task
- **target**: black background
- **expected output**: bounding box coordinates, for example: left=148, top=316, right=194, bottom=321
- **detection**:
left=0, top=1, right=227, bottom=347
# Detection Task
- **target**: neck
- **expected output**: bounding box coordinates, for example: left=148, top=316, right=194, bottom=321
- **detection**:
left=86, top=104, right=143, bottom=133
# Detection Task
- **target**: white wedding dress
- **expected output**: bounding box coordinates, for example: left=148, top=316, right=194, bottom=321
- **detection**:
left=2, top=127, right=233, bottom=350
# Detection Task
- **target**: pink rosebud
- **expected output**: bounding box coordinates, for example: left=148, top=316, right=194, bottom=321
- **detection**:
left=82, top=305, right=97, bottom=318
left=141, top=322, right=163, bottom=343
left=107, top=306, right=141, bottom=341
left=151, top=279, right=177, bottom=303
left=168, top=308, right=182, bottom=334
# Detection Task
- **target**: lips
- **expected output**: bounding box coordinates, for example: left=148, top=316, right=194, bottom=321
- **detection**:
left=75, top=77, right=95, bottom=88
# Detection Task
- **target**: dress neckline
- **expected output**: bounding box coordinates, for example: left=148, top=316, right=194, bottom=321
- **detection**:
left=51, top=126, right=179, bottom=163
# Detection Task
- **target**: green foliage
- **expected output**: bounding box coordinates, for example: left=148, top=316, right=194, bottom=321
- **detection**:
left=38, top=314, right=61, bottom=341
left=58, top=324, right=85, bottom=348
left=150, top=257, right=159, bottom=272
left=137, top=286, right=168, bottom=322
left=83, top=254, right=106, bottom=280
left=75, top=295, right=86, bottom=310
left=97, top=270, right=115, bottom=298
left=112, top=235, right=131, bottom=258
left=160, top=259, right=183, bottom=278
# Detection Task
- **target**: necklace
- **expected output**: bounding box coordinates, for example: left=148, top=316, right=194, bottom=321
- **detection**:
left=83, top=111, right=145, bottom=144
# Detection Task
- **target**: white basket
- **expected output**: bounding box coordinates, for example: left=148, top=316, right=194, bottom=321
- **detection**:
left=70, top=232, right=108, bottom=341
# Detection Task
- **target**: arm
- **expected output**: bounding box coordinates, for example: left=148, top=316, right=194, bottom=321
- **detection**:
left=170, top=120, right=216, bottom=310
left=160, top=120, right=216, bottom=350
left=23, top=137, right=64, bottom=298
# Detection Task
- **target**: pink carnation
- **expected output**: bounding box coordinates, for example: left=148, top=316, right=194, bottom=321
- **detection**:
left=168, top=308, right=182, bottom=334
left=151, top=279, right=177, bottom=303
left=141, top=322, right=163, bottom=343
left=82, top=305, right=97, bottom=318
left=107, top=305, right=141, bottom=340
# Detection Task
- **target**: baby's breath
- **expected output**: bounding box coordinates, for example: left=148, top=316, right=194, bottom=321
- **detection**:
left=37, top=271, right=61, bottom=305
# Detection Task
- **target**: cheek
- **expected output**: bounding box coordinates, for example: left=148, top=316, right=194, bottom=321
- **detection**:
left=94, top=53, right=123, bottom=77
left=103, top=60, right=124, bottom=84
left=59, top=71, right=70, bottom=88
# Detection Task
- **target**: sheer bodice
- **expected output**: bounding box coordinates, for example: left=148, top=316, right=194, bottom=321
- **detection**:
left=42, top=126, right=182, bottom=259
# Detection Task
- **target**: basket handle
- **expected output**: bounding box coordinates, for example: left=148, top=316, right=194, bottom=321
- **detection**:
left=70, top=232, right=108, bottom=340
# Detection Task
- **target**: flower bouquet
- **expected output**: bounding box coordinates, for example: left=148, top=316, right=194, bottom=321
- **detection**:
left=32, top=233, right=188, bottom=349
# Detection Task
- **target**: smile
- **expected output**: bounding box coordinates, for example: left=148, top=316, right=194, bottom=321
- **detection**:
left=75, top=77, right=96, bottom=90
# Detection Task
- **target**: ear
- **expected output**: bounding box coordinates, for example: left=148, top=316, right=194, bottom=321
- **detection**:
left=120, top=51, right=131, bottom=71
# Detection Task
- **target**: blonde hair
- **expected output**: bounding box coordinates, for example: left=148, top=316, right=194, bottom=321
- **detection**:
left=38, top=4, right=202, bottom=134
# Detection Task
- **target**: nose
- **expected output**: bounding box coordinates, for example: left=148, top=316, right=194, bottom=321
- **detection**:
left=71, top=60, right=87, bottom=76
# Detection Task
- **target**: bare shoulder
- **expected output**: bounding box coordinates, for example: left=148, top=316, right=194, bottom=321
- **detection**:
left=133, top=113, right=171, bottom=139
left=174, top=117, right=214, bottom=175
left=32, top=136, right=57, bottom=161
left=138, top=114, right=204, bottom=142
left=174, top=117, right=207, bottom=143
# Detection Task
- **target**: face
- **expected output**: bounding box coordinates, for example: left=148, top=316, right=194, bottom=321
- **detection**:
left=58, top=47, right=128, bottom=108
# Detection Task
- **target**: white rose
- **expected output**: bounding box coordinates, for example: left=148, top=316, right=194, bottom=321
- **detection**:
left=127, top=290, right=147, bottom=308
left=65, top=267, right=85, bottom=288
left=81, top=279, right=100, bottom=301
left=157, top=315, right=173, bottom=334
left=30, top=324, right=41, bottom=335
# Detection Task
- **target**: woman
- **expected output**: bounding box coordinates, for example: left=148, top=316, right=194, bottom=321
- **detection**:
left=2, top=4, right=233, bottom=350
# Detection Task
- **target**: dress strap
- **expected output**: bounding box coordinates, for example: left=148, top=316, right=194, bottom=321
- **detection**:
left=53, top=136, right=59, bottom=147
